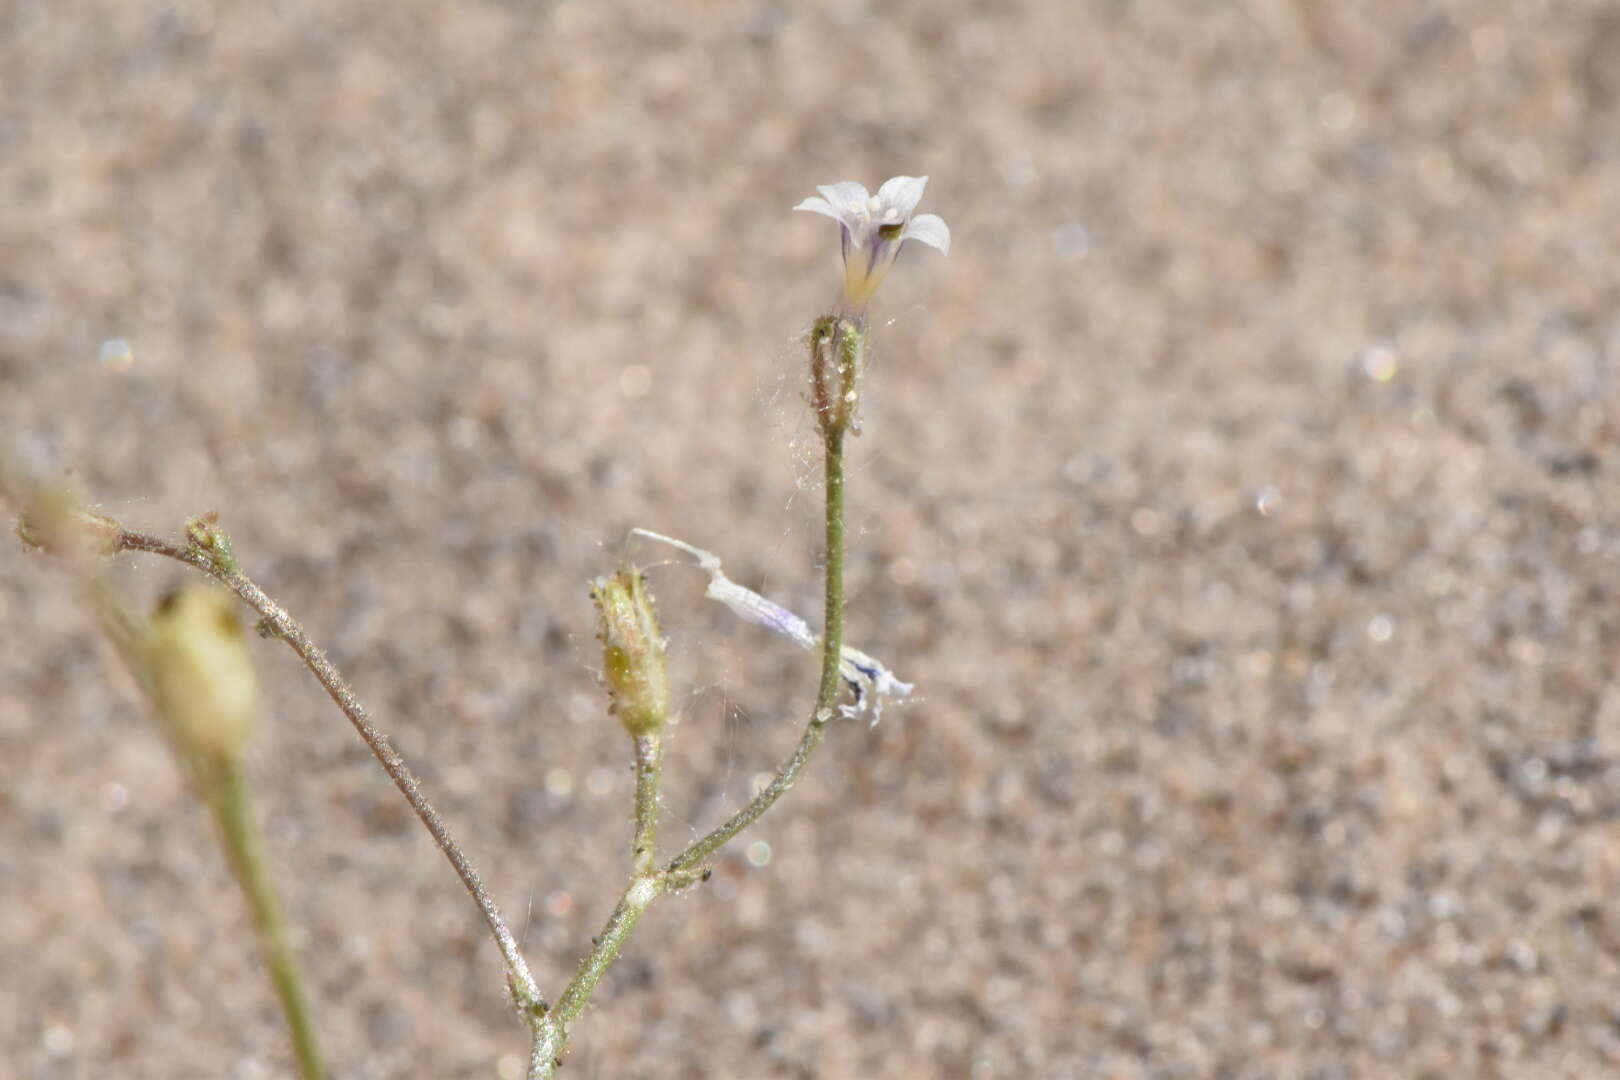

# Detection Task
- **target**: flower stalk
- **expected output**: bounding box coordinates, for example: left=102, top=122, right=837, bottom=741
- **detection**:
left=89, top=584, right=326, bottom=1080
left=5, top=173, right=945, bottom=1077
left=107, top=524, right=546, bottom=1016
left=207, top=752, right=327, bottom=1080
left=528, top=322, right=854, bottom=1077
left=664, top=417, right=846, bottom=875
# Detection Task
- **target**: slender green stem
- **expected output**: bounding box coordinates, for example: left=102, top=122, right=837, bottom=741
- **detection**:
left=110, top=527, right=544, bottom=1014
left=208, top=760, right=326, bottom=1080
left=667, top=422, right=846, bottom=873
left=530, top=733, right=668, bottom=1067
left=83, top=580, right=324, bottom=1077
left=530, top=873, right=662, bottom=1073
left=528, top=365, right=853, bottom=1078
left=631, top=734, right=663, bottom=875
left=816, top=423, right=848, bottom=708
left=13, top=354, right=860, bottom=1077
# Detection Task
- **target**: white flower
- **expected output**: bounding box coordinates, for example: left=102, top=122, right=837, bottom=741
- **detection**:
left=794, top=176, right=950, bottom=309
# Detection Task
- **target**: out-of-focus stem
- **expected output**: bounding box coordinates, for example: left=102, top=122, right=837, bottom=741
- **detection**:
left=207, top=761, right=326, bottom=1080
left=111, top=527, right=544, bottom=1014
left=84, top=581, right=325, bottom=1077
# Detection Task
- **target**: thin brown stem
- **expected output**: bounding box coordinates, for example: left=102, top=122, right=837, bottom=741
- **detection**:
left=113, top=527, right=544, bottom=1013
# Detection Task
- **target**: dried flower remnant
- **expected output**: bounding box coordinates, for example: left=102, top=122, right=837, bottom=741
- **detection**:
left=794, top=175, right=950, bottom=309
left=630, top=529, right=913, bottom=722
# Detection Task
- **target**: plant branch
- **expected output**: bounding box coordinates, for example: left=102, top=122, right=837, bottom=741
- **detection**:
left=631, top=733, right=663, bottom=875
left=527, top=357, right=853, bottom=1077
left=667, top=420, right=846, bottom=872
left=530, top=873, right=662, bottom=1075
left=209, top=759, right=327, bottom=1079
left=84, top=579, right=326, bottom=1078
left=111, top=525, right=544, bottom=1013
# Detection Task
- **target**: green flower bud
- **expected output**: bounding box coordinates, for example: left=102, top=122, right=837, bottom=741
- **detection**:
left=147, top=587, right=259, bottom=763
left=185, top=512, right=238, bottom=573
left=591, top=570, right=668, bottom=737
left=808, top=314, right=866, bottom=438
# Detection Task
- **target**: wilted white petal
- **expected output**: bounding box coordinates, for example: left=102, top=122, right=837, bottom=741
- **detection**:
left=816, top=181, right=870, bottom=217
left=629, top=529, right=912, bottom=721
left=902, top=213, right=951, bottom=255
left=876, top=175, right=928, bottom=217
left=793, top=196, right=844, bottom=221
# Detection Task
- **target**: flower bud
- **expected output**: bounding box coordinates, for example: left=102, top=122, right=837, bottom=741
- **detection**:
left=185, top=512, right=237, bottom=572
left=591, top=570, right=669, bottom=737
left=147, top=587, right=259, bottom=763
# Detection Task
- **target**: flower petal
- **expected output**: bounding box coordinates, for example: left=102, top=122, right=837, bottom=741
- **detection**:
left=876, top=175, right=928, bottom=217
left=792, top=196, right=844, bottom=221
left=902, top=213, right=951, bottom=255
left=816, top=181, right=871, bottom=218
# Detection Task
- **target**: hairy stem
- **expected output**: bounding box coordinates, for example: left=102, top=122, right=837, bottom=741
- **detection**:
left=632, top=733, right=663, bottom=875
left=524, top=729, right=673, bottom=1078
left=530, top=874, right=661, bottom=1075
left=111, top=527, right=544, bottom=1013
left=667, top=421, right=845, bottom=871
left=527, top=377, right=852, bottom=1078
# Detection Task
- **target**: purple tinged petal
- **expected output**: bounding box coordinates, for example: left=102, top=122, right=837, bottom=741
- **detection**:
left=902, top=213, right=951, bottom=255
left=816, top=181, right=871, bottom=217
left=865, top=234, right=888, bottom=278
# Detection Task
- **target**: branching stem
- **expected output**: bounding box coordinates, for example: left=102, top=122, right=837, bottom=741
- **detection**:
left=111, top=527, right=544, bottom=1014
left=526, top=354, right=853, bottom=1077
left=667, top=402, right=847, bottom=874
left=12, top=313, right=860, bottom=1075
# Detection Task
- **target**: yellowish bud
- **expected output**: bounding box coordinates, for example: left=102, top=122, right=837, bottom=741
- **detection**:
left=147, top=587, right=259, bottom=763
left=591, top=570, right=668, bottom=737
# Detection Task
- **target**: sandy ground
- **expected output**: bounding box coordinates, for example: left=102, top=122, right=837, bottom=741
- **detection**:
left=4, top=1, right=1620, bottom=1077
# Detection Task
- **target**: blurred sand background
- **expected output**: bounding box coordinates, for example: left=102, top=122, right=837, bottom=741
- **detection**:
left=4, top=1, right=1620, bottom=1076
